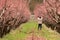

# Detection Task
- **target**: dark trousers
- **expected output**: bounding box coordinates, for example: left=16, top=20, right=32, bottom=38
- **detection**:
left=38, top=24, right=42, bottom=30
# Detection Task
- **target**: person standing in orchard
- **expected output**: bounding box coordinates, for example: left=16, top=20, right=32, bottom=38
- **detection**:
left=37, top=16, right=43, bottom=30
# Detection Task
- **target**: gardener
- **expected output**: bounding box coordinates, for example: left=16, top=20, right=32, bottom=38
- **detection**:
left=37, top=16, right=43, bottom=30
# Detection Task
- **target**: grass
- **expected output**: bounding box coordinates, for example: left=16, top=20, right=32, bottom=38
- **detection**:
left=0, top=20, right=60, bottom=40
left=37, top=24, right=60, bottom=40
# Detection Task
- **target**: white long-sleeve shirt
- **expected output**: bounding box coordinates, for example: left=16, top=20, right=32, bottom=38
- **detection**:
left=37, top=17, right=43, bottom=24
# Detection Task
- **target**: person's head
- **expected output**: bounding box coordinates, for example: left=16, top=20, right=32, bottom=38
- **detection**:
left=39, top=16, right=41, bottom=18
left=38, top=16, right=41, bottom=18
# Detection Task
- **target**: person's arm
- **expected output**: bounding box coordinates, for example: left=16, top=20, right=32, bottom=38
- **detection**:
left=36, top=18, right=39, bottom=22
